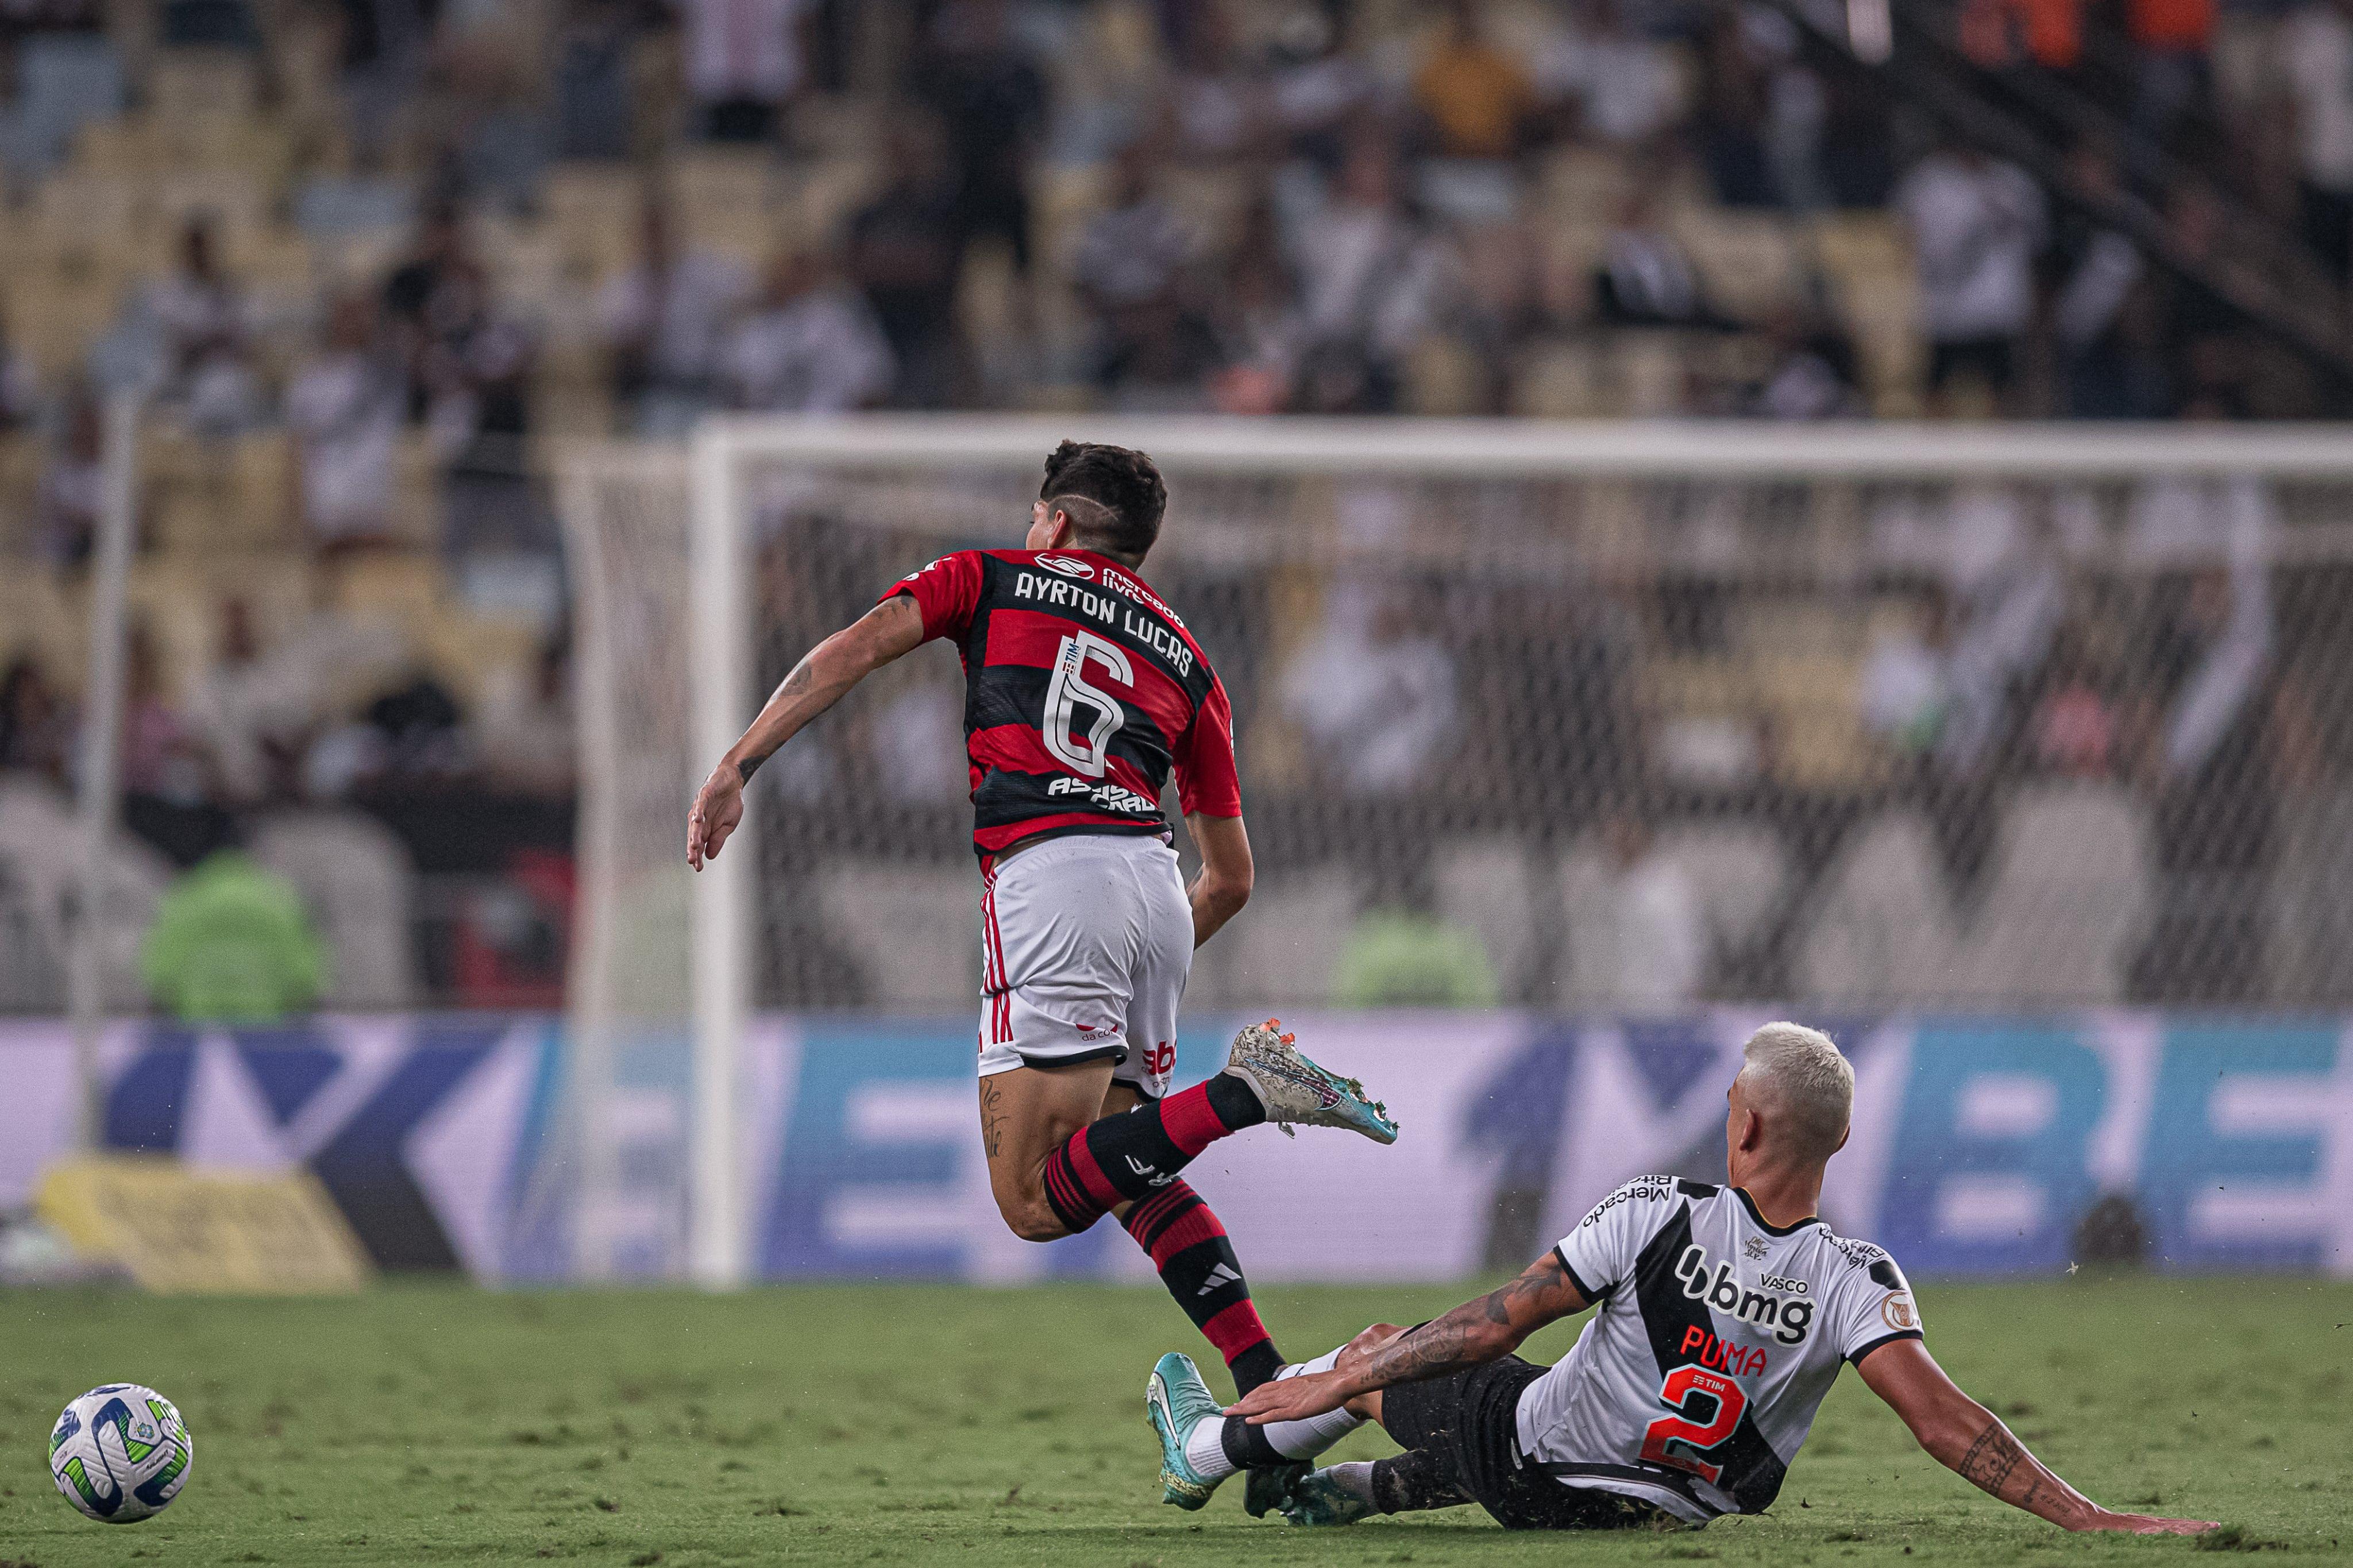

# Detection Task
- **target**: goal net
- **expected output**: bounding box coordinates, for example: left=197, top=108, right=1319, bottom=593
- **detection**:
left=560, top=416, right=2353, bottom=1284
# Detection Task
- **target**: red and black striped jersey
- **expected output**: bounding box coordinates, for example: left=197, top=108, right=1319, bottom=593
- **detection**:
left=880, top=547, right=1242, bottom=859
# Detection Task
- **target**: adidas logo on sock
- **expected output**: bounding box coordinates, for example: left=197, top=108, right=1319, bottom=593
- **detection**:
left=1197, top=1263, right=1241, bottom=1295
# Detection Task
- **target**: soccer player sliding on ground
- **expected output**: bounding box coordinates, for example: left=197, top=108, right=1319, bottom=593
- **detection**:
left=1143, top=1022, right=2217, bottom=1538
left=688, top=440, right=1397, bottom=1398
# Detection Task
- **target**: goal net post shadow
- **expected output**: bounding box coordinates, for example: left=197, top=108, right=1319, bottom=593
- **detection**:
left=561, top=415, right=2353, bottom=1288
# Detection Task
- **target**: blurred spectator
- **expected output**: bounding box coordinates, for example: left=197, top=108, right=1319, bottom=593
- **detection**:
left=381, top=206, right=488, bottom=417
left=140, top=852, right=325, bottom=1023
left=1291, top=137, right=1458, bottom=412
left=478, top=637, right=576, bottom=798
left=117, top=624, right=202, bottom=804
left=1959, top=0, right=2085, bottom=71
left=1595, top=188, right=1722, bottom=328
left=848, top=116, right=964, bottom=407
left=1267, top=7, right=1374, bottom=166
left=188, top=598, right=348, bottom=806
left=34, top=384, right=104, bottom=567
left=1747, top=302, right=1862, bottom=418
left=1861, top=585, right=1954, bottom=758
left=1414, top=0, right=1534, bottom=160
left=1207, top=200, right=1307, bottom=413
left=0, top=0, right=122, bottom=181
left=2127, top=0, right=2215, bottom=149
left=915, top=0, right=1047, bottom=277
left=0, top=655, right=70, bottom=781
left=1587, top=807, right=1704, bottom=1008
left=599, top=196, right=751, bottom=434
left=720, top=249, right=894, bottom=413
left=118, top=622, right=233, bottom=866
left=1072, top=140, right=1213, bottom=401
left=2127, top=492, right=2282, bottom=1001
left=0, top=295, right=36, bottom=430
left=1533, top=0, right=1680, bottom=149
left=371, top=674, right=470, bottom=787
left=1692, top=3, right=1777, bottom=206
left=1895, top=142, right=2045, bottom=413
left=2047, top=140, right=2166, bottom=418
left=310, top=673, right=472, bottom=800
left=1281, top=582, right=1457, bottom=792
left=384, top=211, right=537, bottom=550
left=440, top=31, right=550, bottom=214
left=1818, top=52, right=1897, bottom=207
left=338, top=0, right=437, bottom=169
left=2031, top=627, right=2119, bottom=778
left=678, top=0, right=813, bottom=142
left=2153, top=186, right=2249, bottom=415
left=1164, top=0, right=1262, bottom=163
left=284, top=289, right=404, bottom=554
left=553, top=0, right=642, bottom=160
left=2280, top=0, right=2353, bottom=281
left=146, top=215, right=261, bottom=437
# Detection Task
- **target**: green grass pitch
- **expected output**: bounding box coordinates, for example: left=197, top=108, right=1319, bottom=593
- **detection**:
left=2, top=1277, right=2348, bottom=1566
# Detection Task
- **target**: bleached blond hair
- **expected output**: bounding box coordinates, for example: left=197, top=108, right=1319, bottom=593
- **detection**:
left=1737, top=1022, right=1854, bottom=1161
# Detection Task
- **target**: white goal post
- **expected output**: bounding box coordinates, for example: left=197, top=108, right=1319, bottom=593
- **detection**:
left=562, top=415, right=2353, bottom=1289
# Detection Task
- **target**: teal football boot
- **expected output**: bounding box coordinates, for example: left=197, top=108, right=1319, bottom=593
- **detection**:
left=1145, top=1351, right=1227, bottom=1509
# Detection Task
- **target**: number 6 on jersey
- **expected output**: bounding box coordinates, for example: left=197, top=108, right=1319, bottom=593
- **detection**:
left=1042, top=631, right=1131, bottom=778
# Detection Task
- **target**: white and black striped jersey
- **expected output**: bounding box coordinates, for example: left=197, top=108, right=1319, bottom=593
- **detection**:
left=1515, top=1177, right=1924, bottom=1525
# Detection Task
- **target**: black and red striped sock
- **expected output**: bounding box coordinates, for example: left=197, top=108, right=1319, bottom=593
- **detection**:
left=1123, top=1179, right=1282, bottom=1393
left=1037, top=1074, right=1263, bottom=1235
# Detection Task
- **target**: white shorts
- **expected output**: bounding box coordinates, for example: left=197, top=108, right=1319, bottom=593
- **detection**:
left=976, top=832, right=1192, bottom=1099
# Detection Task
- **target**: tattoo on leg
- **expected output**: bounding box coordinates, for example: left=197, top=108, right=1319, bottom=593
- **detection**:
left=979, top=1079, right=1005, bottom=1158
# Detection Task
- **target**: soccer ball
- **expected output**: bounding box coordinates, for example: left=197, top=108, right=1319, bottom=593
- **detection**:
left=48, top=1384, right=192, bottom=1523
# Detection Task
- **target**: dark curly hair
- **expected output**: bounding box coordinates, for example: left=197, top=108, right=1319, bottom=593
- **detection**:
left=1039, top=441, right=1167, bottom=565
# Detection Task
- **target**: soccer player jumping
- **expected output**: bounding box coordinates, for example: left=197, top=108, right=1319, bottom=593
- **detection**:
left=687, top=440, right=1397, bottom=1396
left=1143, top=1023, right=2216, bottom=1538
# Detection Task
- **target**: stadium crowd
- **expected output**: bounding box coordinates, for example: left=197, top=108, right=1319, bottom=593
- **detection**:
left=4, top=0, right=2353, bottom=1015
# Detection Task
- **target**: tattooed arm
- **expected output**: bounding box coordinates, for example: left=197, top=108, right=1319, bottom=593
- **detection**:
left=1856, top=1339, right=2215, bottom=1535
left=1227, top=1252, right=1590, bottom=1426
left=687, top=596, right=925, bottom=869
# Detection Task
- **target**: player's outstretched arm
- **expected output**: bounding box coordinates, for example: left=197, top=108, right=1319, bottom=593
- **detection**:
left=1856, top=1338, right=2216, bottom=1535
left=1228, top=1252, right=1590, bottom=1426
left=687, top=596, right=925, bottom=869
left=1182, top=812, right=1252, bottom=947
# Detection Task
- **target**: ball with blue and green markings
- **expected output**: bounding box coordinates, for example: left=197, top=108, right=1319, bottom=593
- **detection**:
left=48, top=1384, right=192, bottom=1523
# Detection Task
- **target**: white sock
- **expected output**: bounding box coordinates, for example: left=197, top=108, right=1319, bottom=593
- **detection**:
left=1260, top=1400, right=1367, bottom=1460
left=1184, top=1412, right=1239, bottom=1481
left=1183, top=1347, right=1369, bottom=1482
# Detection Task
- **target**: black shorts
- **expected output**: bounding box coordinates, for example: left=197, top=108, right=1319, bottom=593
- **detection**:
left=1382, top=1357, right=1673, bottom=1532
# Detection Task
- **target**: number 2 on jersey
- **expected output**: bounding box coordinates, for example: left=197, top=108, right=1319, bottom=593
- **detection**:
left=1639, top=1365, right=1747, bottom=1485
left=1042, top=632, right=1131, bottom=778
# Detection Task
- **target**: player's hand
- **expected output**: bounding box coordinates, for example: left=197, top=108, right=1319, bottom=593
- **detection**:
left=1228, top=1370, right=1351, bottom=1426
left=686, top=759, right=747, bottom=870
left=2081, top=1511, right=2219, bottom=1535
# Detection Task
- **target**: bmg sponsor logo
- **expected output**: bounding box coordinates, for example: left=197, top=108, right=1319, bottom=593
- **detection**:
left=1675, top=1245, right=1816, bottom=1344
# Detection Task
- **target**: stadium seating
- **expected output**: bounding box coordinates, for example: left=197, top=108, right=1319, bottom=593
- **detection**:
left=1797, top=787, right=2154, bottom=1006
left=1186, top=866, right=1356, bottom=1009
left=1433, top=837, right=1544, bottom=1003
left=249, top=810, right=418, bottom=1010
left=817, top=864, right=980, bottom=1009
left=0, top=778, right=171, bottom=1010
